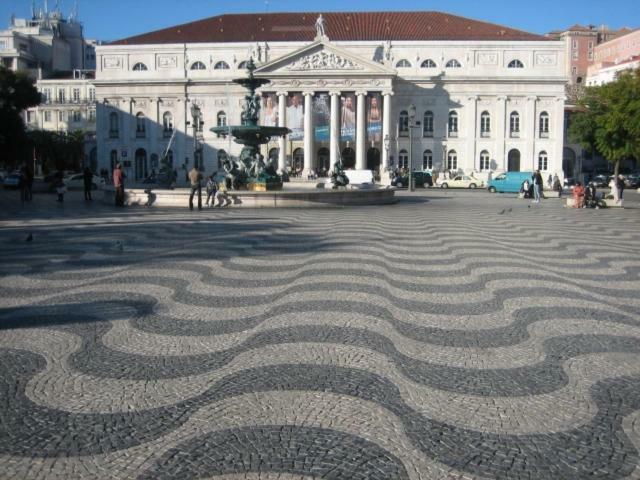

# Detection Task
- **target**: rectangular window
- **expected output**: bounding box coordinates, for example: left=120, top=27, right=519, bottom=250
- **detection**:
left=89, top=109, right=96, bottom=122
left=72, top=88, right=80, bottom=103
left=72, top=110, right=81, bottom=122
left=0, top=41, right=6, bottom=50
left=538, top=156, right=548, bottom=171
left=572, top=51, right=578, bottom=60
left=571, top=66, right=578, bottom=75
left=57, top=89, right=66, bottom=103
left=44, top=111, right=51, bottom=122
left=423, top=114, right=434, bottom=137
left=27, top=111, right=35, bottom=123
left=572, top=39, right=578, bottom=50
left=59, top=111, right=66, bottom=122
left=88, top=88, right=95, bottom=102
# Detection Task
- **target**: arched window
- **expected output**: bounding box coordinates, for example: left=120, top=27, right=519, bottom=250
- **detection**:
left=508, top=59, right=524, bottom=68
left=109, top=112, right=119, bottom=138
left=190, top=61, right=206, bottom=70
left=509, top=112, right=520, bottom=137
left=237, top=61, right=248, bottom=69
left=398, top=110, right=409, bottom=136
left=216, top=111, right=227, bottom=138
left=480, top=111, right=491, bottom=137
left=538, top=151, right=548, bottom=171
left=448, top=111, right=458, bottom=137
left=423, top=111, right=434, bottom=137
left=420, top=59, right=437, bottom=68
left=135, top=112, right=146, bottom=137
left=398, top=149, right=409, bottom=169
left=423, top=149, right=433, bottom=170
left=445, top=59, right=461, bottom=68
left=162, top=112, right=173, bottom=138
left=132, top=62, right=148, bottom=71
left=479, top=150, right=490, bottom=171
left=395, top=59, right=412, bottom=68
left=447, top=150, right=458, bottom=171
left=214, top=61, right=230, bottom=70
left=539, top=111, right=550, bottom=137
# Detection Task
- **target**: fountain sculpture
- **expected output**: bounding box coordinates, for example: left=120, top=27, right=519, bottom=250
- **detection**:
left=209, top=59, right=290, bottom=191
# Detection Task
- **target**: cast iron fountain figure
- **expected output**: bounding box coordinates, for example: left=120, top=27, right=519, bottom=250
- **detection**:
left=210, top=58, right=290, bottom=191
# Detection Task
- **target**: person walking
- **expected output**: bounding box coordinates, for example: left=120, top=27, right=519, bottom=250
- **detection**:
left=18, top=165, right=28, bottom=202
left=113, top=163, right=125, bottom=207
left=616, top=174, right=625, bottom=201
left=55, top=170, right=66, bottom=202
left=205, top=174, right=218, bottom=207
left=83, top=166, right=93, bottom=201
left=25, top=164, right=34, bottom=201
left=188, top=166, right=203, bottom=210
left=547, top=174, right=553, bottom=190
left=532, top=170, right=543, bottom=203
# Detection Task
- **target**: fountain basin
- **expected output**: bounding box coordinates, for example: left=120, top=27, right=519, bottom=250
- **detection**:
left=101, top=185, right=396, bottom=208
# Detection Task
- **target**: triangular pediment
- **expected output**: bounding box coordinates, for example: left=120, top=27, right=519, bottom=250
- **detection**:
left=254, top=40, right=396, bottom=78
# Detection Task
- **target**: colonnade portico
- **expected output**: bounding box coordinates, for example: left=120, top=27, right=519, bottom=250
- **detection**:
left=273, top=89, right=394, bottom=176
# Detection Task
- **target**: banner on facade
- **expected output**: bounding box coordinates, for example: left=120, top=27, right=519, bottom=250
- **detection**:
left=261, top=93, right=278, bottom=127
left=367, top=93, right=382, bottom=143
left=340, top=93, right=356, bottom=141
left=313, top=93, right=330, bottom=142
left=286, top=93, right=304, bottom=140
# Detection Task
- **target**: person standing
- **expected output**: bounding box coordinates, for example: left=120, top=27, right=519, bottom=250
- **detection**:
left=55, top=170, right=66, bottom=202
left=19, top=165, right=28, bottom=202
left=25, top=164, right=34, bottom=201
left=83, top=166, right=93, bottom=201
left=205, top=174, right=218, bottom=207
left=532, top=170, right=543, bottom=203
left=113, top=163, right=125, bottom=207
left=188, top=166, right=203, bottom=210
left=616, top=174, right=625, bottom=201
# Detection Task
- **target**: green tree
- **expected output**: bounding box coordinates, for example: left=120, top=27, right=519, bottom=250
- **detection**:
left=569, top=69, right=640, bottom=176
left=0, top=67, right=41, bottom=168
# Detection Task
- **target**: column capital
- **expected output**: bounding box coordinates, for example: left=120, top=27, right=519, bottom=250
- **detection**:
left=355, top=90, right=368, bottom=97
left=276, top=91, right=289, bottom=97
left=497, top=95, right=508, bottom=102
left=527, top=95, right=538, bottom=102
left=382, top=90, right=394, bottom=96
left=328, top=90, right=342, bottom=96
left=302, top=90, right=315, bottom=97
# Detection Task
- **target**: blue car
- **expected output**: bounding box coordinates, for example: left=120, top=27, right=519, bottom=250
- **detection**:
left=487, top=172, right=533, bottom=193
left=3, top=173, right=22, bottom=189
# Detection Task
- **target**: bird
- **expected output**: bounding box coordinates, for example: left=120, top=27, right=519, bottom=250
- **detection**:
left=507, top=207, right=512, bottom=213
left=114, top=240, right=124, bottom=251
left=497, top=209, right=505, bottom=215
left=25, top=233, right=33, bottom=242
left=527, top=205, right=531, bottom=209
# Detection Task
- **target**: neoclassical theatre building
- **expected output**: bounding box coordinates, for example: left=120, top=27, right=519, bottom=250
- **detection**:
left=94, top=11, right=567, bottom=183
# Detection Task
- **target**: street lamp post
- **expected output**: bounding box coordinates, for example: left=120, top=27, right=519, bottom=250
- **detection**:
left=190, top=103, right=201, bottom=171
left=442, top=143, right=447, bottom=176
left=383, top=134, right=390, bottom=184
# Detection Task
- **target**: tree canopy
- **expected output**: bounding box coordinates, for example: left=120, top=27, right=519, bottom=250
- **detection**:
left=569, top=68, right=640, bottom=175
left=0, top=67, right=41, bottom=168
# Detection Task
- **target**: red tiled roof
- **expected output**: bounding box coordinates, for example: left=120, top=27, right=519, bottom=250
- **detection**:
left=110, top=11, right=549, bottom=45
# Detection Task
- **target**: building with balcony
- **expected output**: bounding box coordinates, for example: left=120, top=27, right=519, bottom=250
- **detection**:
left=95, top=11, right=567, bottom=184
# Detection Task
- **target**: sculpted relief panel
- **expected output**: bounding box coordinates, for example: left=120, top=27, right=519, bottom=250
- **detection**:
left=287, top=51, right=364, bottom=71
left=157, top=55, right=178, bottom=69
left=476, top=52, right=498, bottom=66
left=103, top=56, right=123, bottom=70
left=535, top=52, right=557, bottom=66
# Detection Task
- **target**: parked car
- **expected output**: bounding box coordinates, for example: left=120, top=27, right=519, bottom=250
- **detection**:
left=391, top=171, right=432, bottom=188
left=624, top=174, right=640, bottom=188
left=563, top=177, right=576, bottom=189
left=436, top=175, right=482, bottom=189
left=590, top=175, right=610, bottom=188
left=63, top=173, right=105, bottom=190
left=487, top=172, right=533, bottom=193
left=3, top=172, right=22, bottom=189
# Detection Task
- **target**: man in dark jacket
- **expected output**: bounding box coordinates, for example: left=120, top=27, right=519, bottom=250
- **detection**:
left=532, top=170, right=544, bottom=203
left=188, top=166, right=202, bottom=210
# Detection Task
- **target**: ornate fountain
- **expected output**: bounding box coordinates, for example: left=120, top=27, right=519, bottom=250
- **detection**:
left=209, top=59, right=290, bottom=191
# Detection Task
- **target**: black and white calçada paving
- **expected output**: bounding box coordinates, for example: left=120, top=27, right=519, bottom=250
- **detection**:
left=1, top=190, right=640, bottom=480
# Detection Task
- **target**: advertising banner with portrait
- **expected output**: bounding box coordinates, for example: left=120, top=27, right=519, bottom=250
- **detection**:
left=261, top=93, right=278, bottom=127
left=367, top=93, right=382, bottom=143
left=286, top=93, right=304, bottom=140
left=340, top=93, right=356, bottom=141
left=313, top=93, right=330, bottom=142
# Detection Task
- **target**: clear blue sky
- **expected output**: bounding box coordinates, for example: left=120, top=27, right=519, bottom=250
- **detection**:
left=1, top=0, right=638, bottom=42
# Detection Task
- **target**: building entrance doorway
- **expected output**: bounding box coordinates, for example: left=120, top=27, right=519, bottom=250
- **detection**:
left=342, top=147, right=355, bottom=169
left=367, top=148, right=380, bottom=176
left=292, top=148, right=304, bottom=176
left=317, top=147, right=330, bottom=176
left=507, top=149, right=521, bottom=172
left=135, top=148, right=147, bottom=180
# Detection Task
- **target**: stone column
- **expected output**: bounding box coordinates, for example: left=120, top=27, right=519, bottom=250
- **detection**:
left=382, top=92, right=392, bottom=172
left=277, top=91, right=287, bottom=173
left=330, top=91, right=340, bottom=168
left=356, top=91, right=366, bottom=170
left=467, top=95, right=478, bottom=173
left=496, top=95, right=507, bottom=171
left=303, top=91, right=315, bottom=177
left=526, top=96, right=537, bottom=172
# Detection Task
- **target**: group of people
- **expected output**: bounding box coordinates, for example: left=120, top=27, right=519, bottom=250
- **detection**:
left=521, top=171, right=562, bottom=202
left=572, top=174, right=625, bottom=209
left=187, top=166, right=229, bottom=210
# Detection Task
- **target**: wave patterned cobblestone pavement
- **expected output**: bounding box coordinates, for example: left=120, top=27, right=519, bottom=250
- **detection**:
left=1, top=191, right=639, bottom=479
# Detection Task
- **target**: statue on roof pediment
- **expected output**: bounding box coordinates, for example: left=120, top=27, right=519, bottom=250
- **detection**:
left=287, top=51, right=363, bottom=71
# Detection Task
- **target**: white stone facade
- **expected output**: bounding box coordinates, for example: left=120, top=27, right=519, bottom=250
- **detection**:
left=95, top=31, right=567, bottom=184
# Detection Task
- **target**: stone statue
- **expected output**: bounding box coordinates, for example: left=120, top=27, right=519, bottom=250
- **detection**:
left=315, top=14, right=326, bottom=38
left=222, top=156, right=247, bottom=190
left=384, top=40, right=393, bottom=63
left=331, top=159, right=349, bottom=188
